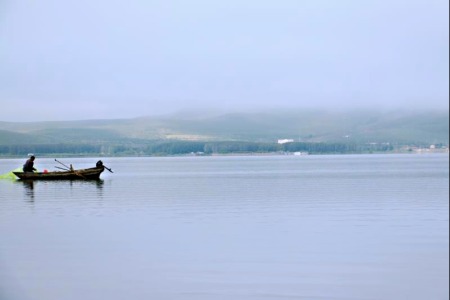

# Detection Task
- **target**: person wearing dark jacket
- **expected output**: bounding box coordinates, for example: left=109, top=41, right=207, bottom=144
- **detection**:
left=23, top=156, right=37, bottom=172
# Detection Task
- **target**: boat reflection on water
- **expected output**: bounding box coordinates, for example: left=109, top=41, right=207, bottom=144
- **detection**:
left=87, top=179, right=105, bottom=198
left=22, top=180, right=34, bottom=202
left=67, top=179, right=104, bottom=187
left=15, top=179, right=105, bottom=202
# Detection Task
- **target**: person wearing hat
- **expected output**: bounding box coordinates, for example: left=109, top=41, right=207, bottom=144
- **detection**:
left=23, top=155, right=37, bottom=172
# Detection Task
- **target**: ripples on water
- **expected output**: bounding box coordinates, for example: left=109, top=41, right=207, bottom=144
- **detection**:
left=0, top=154, right=448, bottom=300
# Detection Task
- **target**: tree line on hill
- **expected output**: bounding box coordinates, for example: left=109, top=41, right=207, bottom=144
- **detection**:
left=0, top=140, right=394, bottom=157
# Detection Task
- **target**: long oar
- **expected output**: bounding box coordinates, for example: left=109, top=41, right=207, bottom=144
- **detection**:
left=103, top=165, right=113, bottom=173
left=55, top=159, right=71, bottom=170
left=55, top=165, right=85, bottom=178
left=55, top=166, right=70, bottom=171
left=73, top=170, right=87, bottom=179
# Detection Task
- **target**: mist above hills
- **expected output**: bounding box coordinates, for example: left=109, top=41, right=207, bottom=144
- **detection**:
left=0, top=109, right=448, bottom=146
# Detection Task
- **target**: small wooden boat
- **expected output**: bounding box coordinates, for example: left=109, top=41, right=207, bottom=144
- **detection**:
left=13, top=160, right=112, bottom=180
left=13, top=166, right=105, bottom=180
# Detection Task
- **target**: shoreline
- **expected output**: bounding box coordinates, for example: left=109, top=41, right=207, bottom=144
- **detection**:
left=0, top=149, right=448, bottom=160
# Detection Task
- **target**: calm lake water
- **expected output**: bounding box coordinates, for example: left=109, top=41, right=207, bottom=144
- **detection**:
left=0, top=154, right=448, bottom=300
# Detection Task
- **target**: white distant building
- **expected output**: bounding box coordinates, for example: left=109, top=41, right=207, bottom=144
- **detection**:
left=278, top=139, right=294, bottom=144
left=294, top=151, right=308, bottom=156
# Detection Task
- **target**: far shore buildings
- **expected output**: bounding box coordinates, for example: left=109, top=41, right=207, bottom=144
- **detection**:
left=408, top=144, right=449, bottom=153
left=277, top=139, right=294, bottom=144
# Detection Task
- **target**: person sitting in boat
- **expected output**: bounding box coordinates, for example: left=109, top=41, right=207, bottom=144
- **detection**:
left=23, top=155, right=37, bottom=172
left=96, top=160, right=104, bottom=168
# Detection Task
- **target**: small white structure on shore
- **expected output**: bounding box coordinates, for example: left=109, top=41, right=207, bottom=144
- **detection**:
left=278, top=139, right=294, bottom=144
left=294, top=152, right=308, bottom=156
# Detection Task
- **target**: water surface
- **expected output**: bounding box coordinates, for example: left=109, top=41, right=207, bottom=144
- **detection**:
left=0, top=154, right=448, bottom=300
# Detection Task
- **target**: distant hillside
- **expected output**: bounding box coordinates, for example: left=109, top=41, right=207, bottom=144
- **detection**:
left=0, top=130, right=50, bottom=144
left=158, top=110, right=449, bottom=144
left=0, top=109, right=448, bottom=147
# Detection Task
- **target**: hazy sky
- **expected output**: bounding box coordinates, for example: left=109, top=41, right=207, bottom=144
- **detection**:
left=0, top=0, right=448, bottom=121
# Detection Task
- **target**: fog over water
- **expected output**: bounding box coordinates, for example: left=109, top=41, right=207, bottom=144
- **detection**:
left=0, top=0, right=448, bottom=121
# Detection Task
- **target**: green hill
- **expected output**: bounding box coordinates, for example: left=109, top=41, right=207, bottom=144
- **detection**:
left=0, top=110, right=448, bottom=148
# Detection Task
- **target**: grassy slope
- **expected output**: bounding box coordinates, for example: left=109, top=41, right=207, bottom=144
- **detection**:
left=0, top=110, right=448, bottom=145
